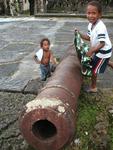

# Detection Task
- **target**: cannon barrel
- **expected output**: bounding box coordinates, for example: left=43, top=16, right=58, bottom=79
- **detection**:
left=19, top=46, right=82, bottom=150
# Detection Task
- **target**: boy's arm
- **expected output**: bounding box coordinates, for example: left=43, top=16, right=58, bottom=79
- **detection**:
left=33, top=54, right=41, bottom=64
left=79, top=31, right=90, bottom=41
left=75, top=29, right=90, bottom=41
left=86, top=41, right=105, bottom=57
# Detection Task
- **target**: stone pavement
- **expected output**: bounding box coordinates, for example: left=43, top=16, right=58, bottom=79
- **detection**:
left=0, top=17, right=113, bottom=93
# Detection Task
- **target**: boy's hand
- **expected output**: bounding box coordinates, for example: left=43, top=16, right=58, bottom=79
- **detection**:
left=74, top=28, right=78, bottom=32
left=33, top=54, right=40, bottom=64
left=86, top=42, right=105, bottom=57
left=86, top=50, right=93, bottom=57
left=74, top=28, right=79, bottom=33
left=86, top=47, right=95, bottom=57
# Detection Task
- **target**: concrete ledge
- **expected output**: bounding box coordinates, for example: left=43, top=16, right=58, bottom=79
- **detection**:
left=0, top=13, right=113, bottom=19
left=35, top=13, right=113, bottom=19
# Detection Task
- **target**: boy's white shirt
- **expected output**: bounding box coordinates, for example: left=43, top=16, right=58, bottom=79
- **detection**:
left=35, top=48, right=43, bottom=61
left=87, top=19, right=112, bottom=58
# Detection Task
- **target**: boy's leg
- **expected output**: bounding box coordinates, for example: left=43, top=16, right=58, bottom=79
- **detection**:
left=46, top=64, right=51, bottom=78
left=50, top=63, right=56, bottom=72
left=46, top=63, right=57, bottom=78
left=86, top=56, right=109, bottom=92
left=108, top=61, right=113, bottom=69
left=87, top=55, right=98, bottom=92
left=91, top=74, right=97, bottom=89
left=85, top=73, right=97, bottom=93
left=40, top=64, right=47, bottom=81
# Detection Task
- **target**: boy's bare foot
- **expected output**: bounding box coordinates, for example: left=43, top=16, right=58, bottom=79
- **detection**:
left=84, top=87, right=97, bottom=93
left=108, top=61, right=113, bottom=69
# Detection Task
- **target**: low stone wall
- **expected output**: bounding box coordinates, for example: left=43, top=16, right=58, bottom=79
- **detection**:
left=46, top=0, right=113, bottom=13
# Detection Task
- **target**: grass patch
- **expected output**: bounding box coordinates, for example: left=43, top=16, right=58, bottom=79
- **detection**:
left=64, top=89, right=113, bottom=150
left=108, top=126, right=113, bottom=149
left=73, top=91, right=100, bottom=150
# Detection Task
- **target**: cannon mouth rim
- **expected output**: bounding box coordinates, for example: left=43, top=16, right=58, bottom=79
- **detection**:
left=32, top=119, right=57, bottom=140
left=20, top=108, right=75, bottom=149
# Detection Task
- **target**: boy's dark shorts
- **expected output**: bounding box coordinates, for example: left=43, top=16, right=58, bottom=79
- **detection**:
left=91, top=55, right=110, bottom=75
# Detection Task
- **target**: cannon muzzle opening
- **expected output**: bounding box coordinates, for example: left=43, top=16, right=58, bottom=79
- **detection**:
left=32, top=119, right=57, bottom=140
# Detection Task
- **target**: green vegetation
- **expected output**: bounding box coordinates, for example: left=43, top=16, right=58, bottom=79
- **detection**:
left=63, top=88, right=113, bottom=150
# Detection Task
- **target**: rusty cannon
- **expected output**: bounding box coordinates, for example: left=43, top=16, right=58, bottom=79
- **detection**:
left=19, top=46, right=82, bottom=150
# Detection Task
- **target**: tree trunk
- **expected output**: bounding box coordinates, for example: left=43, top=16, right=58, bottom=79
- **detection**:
left=35, top=0, right=46, bottom=13
left=34, top=0, right=37, bottom=15
left=28, top=0, right=35, bottom=15
left=4, top=0, right=8, bottom=15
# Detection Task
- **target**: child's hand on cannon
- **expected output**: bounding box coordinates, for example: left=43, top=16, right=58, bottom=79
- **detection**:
left=86, top=50, right=93, bottom=57
left=74, top=28, right=80, bottom=34
left=86, top=47, right=95, bottom=57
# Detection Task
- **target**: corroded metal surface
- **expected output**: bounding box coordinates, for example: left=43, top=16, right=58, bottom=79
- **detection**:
left=19, top=46, right=82, bottom=150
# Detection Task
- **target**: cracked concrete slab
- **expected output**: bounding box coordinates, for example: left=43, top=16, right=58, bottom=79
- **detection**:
left=0, top=17, right=113, bottom=150
left=0, top=17, right=113, bottom=94
left=0, top=91, right=36, bottom=150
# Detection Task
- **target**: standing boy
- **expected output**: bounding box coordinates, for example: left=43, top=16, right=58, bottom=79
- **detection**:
left=76, top=1, right=113, bottom=92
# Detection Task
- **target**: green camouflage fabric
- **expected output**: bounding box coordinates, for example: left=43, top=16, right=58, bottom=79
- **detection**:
left=74, top=31, right=92, bottom=77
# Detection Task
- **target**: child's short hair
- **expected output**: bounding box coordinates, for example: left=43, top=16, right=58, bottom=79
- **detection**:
left=40, top=38, right=50, bottom=47
left=88, top=1, right=102, bottom=14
